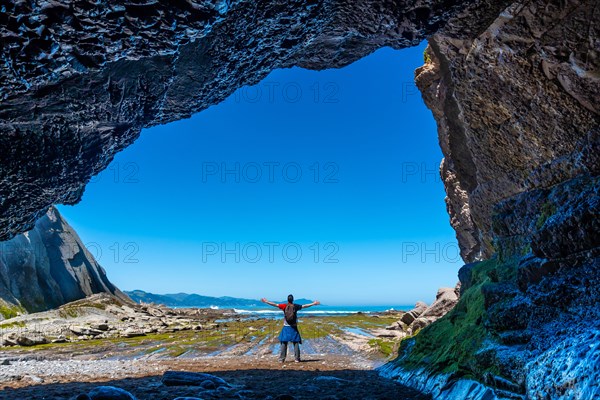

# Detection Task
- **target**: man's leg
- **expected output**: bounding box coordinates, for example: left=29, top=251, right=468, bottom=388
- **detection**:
left=293, top=342, right=300, bottom=362
left=279, top=342, right=288, bottom=362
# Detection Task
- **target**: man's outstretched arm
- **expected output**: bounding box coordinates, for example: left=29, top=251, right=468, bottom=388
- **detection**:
left=301, top=300, right=320, bottom=309
left=261, top=298, right=280, bottom=308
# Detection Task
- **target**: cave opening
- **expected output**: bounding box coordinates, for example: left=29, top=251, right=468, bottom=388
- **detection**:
left=0, top=0, right=597, bottom=397
left=57, top=41, right=461, bottom=308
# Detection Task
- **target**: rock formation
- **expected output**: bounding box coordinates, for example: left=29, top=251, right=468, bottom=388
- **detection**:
left=380, top=1, right=599, bottom=398
left=0, top=292, right=227, bottom=347
left=383, top=176, right=600, bottom=399
left=415, top=0, right=599, bottom=262
left=0, top=0, right=513, bottom=241
left=380, top=286, right=460, bottom=339
left=0, top=206, right=128, bottom=318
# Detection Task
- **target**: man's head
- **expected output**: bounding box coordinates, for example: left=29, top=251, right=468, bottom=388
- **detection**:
left=287, top=294, right=294, bottom=304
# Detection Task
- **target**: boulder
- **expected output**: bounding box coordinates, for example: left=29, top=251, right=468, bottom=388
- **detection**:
left=200, top=380, right=216, bottom=390
left=90, top=323, right=110, bottom=331
left=373, top=329, right=405, bottom=339
left=400, top=312, right=416, bottom=326
left=1, top=333, right=18, bottom=346
left=121, top=328, right=145, bottom=338
left=385, top=321, right=402, bottom=330
left=146, top=307, right=165, bottom=318
left=400, top=301, right=428, bottom=325
left=88, top=386, right=136, bottom=400
left=51, top=335, right=68, bottom=343
left=69, top=326, right=103, bottom=336
left=161, top=371, right=230, bottom=388
left=15, top=334, right=49, bottom=346
left=409, top=317, right=438, bottom=333
left=71, top=395, right=92, bottom=400
left=398, top=287, right=461, bottom=335
left=420, top=288, right=459, bottom=319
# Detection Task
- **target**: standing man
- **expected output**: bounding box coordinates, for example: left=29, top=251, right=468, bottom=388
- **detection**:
left=261, top=295, right=320, bottom=362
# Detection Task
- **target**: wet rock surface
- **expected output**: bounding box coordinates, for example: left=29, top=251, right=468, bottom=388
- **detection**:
left=385, top=176, right=600, bottom=399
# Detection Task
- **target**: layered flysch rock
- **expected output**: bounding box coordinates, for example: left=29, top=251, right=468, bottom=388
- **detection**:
left=416, top=0, right=599, bottom=262
left=0, top=0, right=513, bottom=241
left=0, top=206, right=128, bottom=318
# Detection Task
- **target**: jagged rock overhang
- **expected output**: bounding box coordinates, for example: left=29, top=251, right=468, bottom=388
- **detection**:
left=0, top=0, right=513, bottom=244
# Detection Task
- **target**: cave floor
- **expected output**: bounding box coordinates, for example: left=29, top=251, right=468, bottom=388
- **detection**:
left=0, top=355, right=428, bottom=399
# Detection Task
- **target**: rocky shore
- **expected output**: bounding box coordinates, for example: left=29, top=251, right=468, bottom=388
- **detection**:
left=1, top=293, right=232, bottom=348
left=383, top=176, right=600, bottom=399
left=0, top=296, right=447, bottom=400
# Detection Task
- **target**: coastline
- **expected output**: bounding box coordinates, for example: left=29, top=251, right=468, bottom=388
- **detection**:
left=0, top=298, right=425, bottom=399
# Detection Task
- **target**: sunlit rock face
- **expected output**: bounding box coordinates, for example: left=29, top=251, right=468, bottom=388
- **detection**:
left=0, top=0, right=512, bottom=241
left=416, top=0, right=599, bottom=262
left=0, top=206, right=128, bottom=317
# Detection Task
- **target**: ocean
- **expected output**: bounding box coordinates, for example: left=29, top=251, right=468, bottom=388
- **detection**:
left=227, top=305, right=413, bottom=318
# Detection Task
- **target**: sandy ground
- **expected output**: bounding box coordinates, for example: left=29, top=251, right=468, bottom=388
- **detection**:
left=0, top=354, right=428, bottom=399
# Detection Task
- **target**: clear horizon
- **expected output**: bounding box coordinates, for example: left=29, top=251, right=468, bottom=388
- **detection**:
left=58, top=41, right=463, bottom=306
left=124, top=289, right=416, bottom=308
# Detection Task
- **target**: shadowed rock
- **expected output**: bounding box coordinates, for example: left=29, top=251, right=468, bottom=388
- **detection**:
left=88, top=386, right=137, bottom=400
left=0, top=0, right=512, bottom=241
left=162, top=371, right=230, bottom=387
left=416, top=0, right=600, bottom=261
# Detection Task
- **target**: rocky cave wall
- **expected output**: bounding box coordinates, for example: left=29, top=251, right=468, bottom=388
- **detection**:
left=382, top=0, right=599, bottom=398
left=0, top=0, right=511, bottom=242
left=417, top=0, right=599, bottom=261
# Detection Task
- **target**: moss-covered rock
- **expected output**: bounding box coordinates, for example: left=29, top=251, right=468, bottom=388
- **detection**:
left=386, top=176, right=600, bottom=399
left=395, top=257, right=518, bottom=381
left=0, top=301, right=25, bottom=320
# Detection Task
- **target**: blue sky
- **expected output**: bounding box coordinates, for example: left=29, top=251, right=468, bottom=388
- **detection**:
left=58, top=41, right=462, bottom=306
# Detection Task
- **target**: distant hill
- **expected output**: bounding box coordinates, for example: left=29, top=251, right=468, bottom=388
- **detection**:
left=125, top=290, right=313, bottom=308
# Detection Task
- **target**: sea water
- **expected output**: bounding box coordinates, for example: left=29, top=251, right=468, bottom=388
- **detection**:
left=229, top=305, right=412, bottom=318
